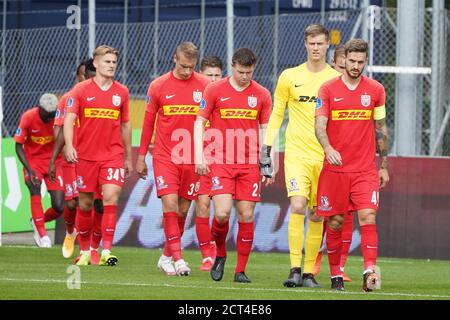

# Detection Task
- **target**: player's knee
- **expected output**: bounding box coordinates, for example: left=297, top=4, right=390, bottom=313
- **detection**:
left=359, top=212, right=376, bottom=225
left=214, top=211, right=230, bottom=223
left=65, top=199, right=77, bottom=211
left=53, top=203, right=65, bottom=214
left=195, top=203, right=210, bottom=218
left=290, top=202, right=307, bottom=215
left=328, top=215, right=344, bottom=230
left=93, top=199, right=104, bottom=214
left=79, top=199, right=93, bottom=212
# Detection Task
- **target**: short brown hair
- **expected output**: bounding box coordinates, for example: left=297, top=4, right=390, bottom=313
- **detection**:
left=93, top=45, right=119, bottom=59
left=344, top=39, right=369, bottom=57
left=333, top=44, right=346, bottom=61
left=200, top=56, right=223, bottom=71
left=304, top=24, right=329, bottom=41
left=232, top=48, right=257, bottom=67
left=175, top=41, right=199, bottom=60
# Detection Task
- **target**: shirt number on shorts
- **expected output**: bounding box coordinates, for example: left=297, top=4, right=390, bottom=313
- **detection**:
left=252, top=183, right=259, bottom=197
left=187, top=183, right=195, bottom=196
left=57, top=175, right=64, bottom=188
left=107, top=168, right=124, bottom=182
left=371, top=191, right=379, bottom=206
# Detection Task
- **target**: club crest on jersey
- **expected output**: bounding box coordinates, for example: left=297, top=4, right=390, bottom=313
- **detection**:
left=193, top=90, right=202, bottom=103
left=156, top=176, right=168, bottom=189
left=146, top=95, right=150, bottom=104
left=318, top=196, right=332, bottom=211
left=211, top=176, right=223, bottom=191
left=15, top=127, right=22, bottom=136
left=361, top=94, right=371, bottom=107
left=112, top=95, right=121, bottom=107
left=248, top=96, right=257, bottom=108
left=288, top=178, right=299, bottom=192
left=67, top=97, right=74, bottom=108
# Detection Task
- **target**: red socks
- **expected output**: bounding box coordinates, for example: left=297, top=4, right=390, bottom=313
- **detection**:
left=63, top=207, right=76, bottom=234
left=235, top=221, right=254, bottom=273
left=340, top=213, right=354, bottom=269
left=90, top=209, right=103, bottom=250
left=44, top=207, right=60, bottom=222
left=30, top=195, right=46, bottom=237
left=163, top=212, right=182, bottom=261
left=76, top=208, right=92, bottom=251
left=196, top=217, right=212, bottom=259
left=211, top=218, right=229, bottom=258
left=326, top=225, right=343, bottom=277
left=101, top=205, right=117, bottom=251
left=360, top=224, right=378, bottom=270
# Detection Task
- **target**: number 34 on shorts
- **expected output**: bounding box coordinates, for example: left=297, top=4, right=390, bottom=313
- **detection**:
left=106, top=168, right=125, bottom=183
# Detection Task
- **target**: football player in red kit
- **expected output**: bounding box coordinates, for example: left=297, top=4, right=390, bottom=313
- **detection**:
left=64, top=45, right=132, bottom=266
left=14, top=93, right=65, bottom=248
left=315, top=39, right=389, bottom=292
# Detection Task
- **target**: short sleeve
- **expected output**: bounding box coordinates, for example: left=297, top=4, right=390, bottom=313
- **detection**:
left=315, top=84, right=330, bottom=118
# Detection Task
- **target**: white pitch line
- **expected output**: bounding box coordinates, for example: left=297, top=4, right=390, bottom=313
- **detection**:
left=1, top=277, right=449, bottom=299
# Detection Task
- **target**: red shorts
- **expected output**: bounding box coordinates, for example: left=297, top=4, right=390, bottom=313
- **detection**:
left=197, top=172, right=212, bottom=196
left=316, top=169, right=379, bottom=217
left=62, top=163, right=78, bottom=200
left=23, top=161, right=64, bottom=191
left=76, top=158, right=124, bottom=193
left=152, top=158, right=199, bottom=200
left=209, top=164, right=261, bottom=202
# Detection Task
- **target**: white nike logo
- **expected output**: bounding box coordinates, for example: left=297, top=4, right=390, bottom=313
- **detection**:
left=168, top=236, right=178, bottom=241
left=31, top=129, right=40, bottom=133
left=166, top=94, right=175, bottom=99
left=200, top=242, right=210, bottom=246
left=327, top=250, right=336, bottom=254
left=87, top=97, right=96, bottom=101
left=241, top=238, right=253, bottom=242
left=334, top=97, right=344, bottom=102
left=366, top=245, right=378, bottom=249
left=220, top=97, right=231, bottom=102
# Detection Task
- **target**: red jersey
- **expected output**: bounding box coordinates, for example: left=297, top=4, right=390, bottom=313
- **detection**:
left=316, top=75, right=386, bottom=172
left=54, top=91, right=79, bottom=167
left=139, top=71, right=210, bottom=164
left=66, top=78, right=130, bottom=161
left=198, top=77, right=272, bottom=166
left=14, top=107, right=55, bottom=163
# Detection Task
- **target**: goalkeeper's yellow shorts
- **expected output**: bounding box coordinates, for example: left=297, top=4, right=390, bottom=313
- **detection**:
left=284, top=156, right=323, bottom=207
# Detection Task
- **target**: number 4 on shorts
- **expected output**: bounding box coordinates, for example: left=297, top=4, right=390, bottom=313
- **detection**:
left=371, top=191, right=379, bottom=206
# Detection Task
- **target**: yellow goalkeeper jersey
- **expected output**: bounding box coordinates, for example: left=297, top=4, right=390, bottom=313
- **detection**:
left=265, top=63, right=341, bottom=161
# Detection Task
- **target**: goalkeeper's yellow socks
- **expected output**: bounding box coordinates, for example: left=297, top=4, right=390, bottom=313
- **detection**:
left=303, top=219, right=324, bottom=274
left=288, top=213, right=305, bottom=268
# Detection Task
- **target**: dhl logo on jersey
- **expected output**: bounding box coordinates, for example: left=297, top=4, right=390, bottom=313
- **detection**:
left=220, top=109, right=258, bottom=120
left=31, top=135, right=54, bottom=145
left=163, top=105, right=199, bottom=115
left=332, top=109, right=372, bottom=121
left=84, top=108, right=120, bottom=120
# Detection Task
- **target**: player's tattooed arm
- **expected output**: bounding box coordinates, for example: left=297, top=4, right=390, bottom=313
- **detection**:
left=375, top=118, right=389, bottom=170
left=315, top=115, right=331, bottom=150
left=315, top=115, right=342, bottom=166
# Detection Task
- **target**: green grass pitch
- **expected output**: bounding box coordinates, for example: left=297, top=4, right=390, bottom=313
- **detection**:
left=1, top=245, right=449, bottom=300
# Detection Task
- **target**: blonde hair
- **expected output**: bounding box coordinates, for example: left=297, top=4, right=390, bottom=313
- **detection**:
left=93, top=45, right=119, bottom=59
left=175, top=42, right=199, bottom=60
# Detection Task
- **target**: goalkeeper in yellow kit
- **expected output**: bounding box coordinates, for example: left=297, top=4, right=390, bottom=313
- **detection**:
left=260, top=24, right=341, bottom=287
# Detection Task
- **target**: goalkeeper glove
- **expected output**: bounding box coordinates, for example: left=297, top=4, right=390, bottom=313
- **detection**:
left=259, top=144, right=273, bottom=178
